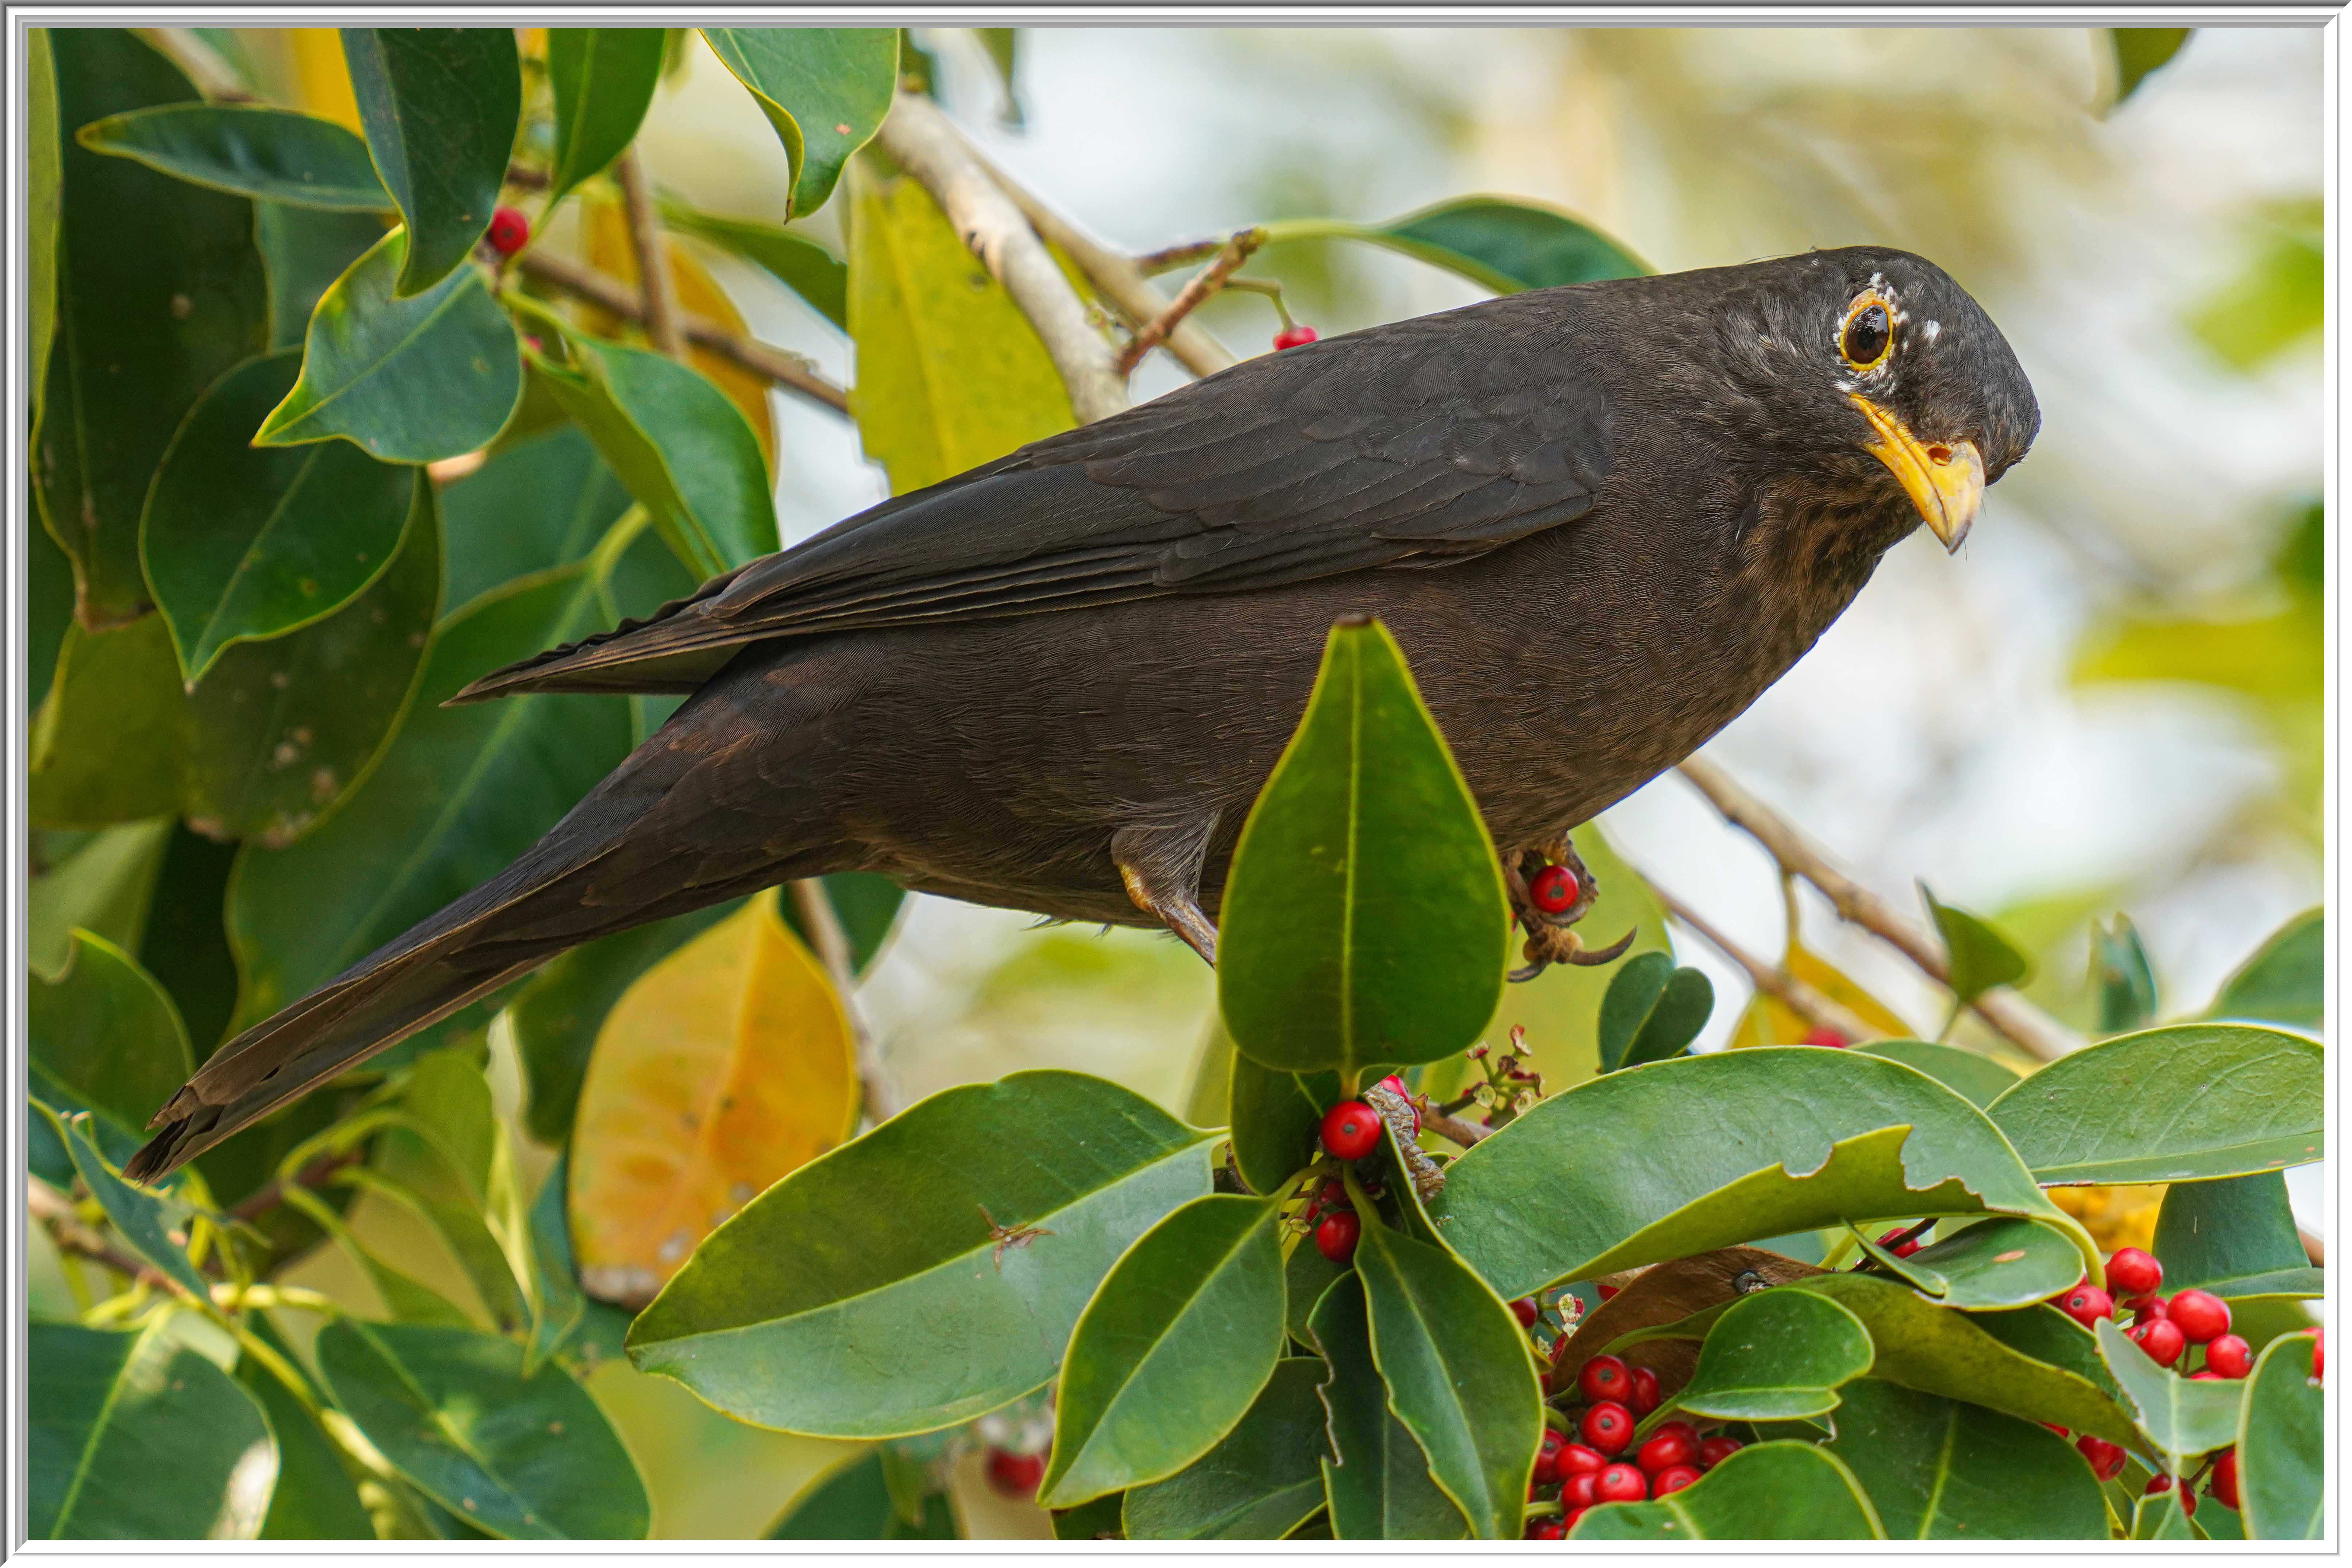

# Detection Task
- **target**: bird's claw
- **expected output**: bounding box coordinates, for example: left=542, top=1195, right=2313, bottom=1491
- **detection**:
left=1503, top=836, right=1629, bottom=982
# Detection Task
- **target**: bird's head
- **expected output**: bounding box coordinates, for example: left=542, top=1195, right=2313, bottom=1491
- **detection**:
left=1692, top=246, right=2040, bottom=553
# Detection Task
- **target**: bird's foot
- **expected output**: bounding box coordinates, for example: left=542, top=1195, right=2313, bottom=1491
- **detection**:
left=1503, top=834, right=1634, bottom=982
left=1113, top=818, right=1222, bottom=967
left=1116, top=860, right=1219, bottom=966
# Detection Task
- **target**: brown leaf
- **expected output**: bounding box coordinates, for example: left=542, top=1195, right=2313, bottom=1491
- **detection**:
left=1554, top=1245, right=1825, bottom=1401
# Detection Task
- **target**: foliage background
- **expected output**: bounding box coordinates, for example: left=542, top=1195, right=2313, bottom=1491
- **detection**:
left=24, top=25, right=2323, bottom=1539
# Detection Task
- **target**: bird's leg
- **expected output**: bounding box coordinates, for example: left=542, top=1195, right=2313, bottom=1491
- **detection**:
left=1505, top=833, right=1635, bottom=982
left=1111, top=816, right=1221, bottom=967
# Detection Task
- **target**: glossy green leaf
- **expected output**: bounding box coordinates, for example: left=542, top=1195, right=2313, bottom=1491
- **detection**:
left=28, top=29, right=61, bottom=424
left=230, top=553, right=635, bottom=1027
left=1355, top=1199, right=1542, bottom=1540
left=629, top=1071, right=1215, bottom=1437
left=237, top=1321, right=375, bottom=1540
left=1921, top=884, right=2032, bottom=1006
left=29, top=819, right=173, bottom=977
left=1851, top=1039, right=2020, bottom=1110
left=1986, top=1024, right=2322, bottom=1185
left=1122, top=1358, right=1328, bottom=1538
left=2207, top=907, right=2321, bottom=1027
left=1824, top=1377, right=2107, bottom=1538
left=545, top=29, right=664, bottom=209
left=340, top=28, right=520, bottom=295
left=38, top=28, right=267, bottom=629
left=2154, top=1171, right=2320, bottom=1304
left=30, top=489, right=74, bottom=707
left=2112, top=28, right=2191, bottom=104
left=28, top=617, right=183, bottom=828
left=280, top=1183, right=473, bottom=1328
left=1050, top=1491, right=1125, bottom=1541
left=2131, top=1488, right=2200, bottom=1538
left=701, top=28, right=898, bottom=217
left=2237, top=1332, right=2322, bottom=1539
left=1431, top=1048, right=2090, bottom=1299
left=145, top=348, right=414, bottom=680
left=1220, top=619, right=1508, bottom=1080
left=256, top=204, right=387, bottom=350
left=44, top=1105, right=205, bottom=1296
left=2092, top=914, right=2158, bottom=1034
left=1665, top=1286, right=1872, bottom=1425
left=768, top=1451, right=960, bottom=1538
left=30, top=1319, right=275, bottom=1539
left=1039, top=1194, right=1285, bottom=1506
left=1284, top=1229, right=1349, bottom=1349
left=440, top=422, right=629, bottom=610
left=1267, top=196, right=1648, bottom=294
left=1867, top=1216, right=2088, bottom=1311
left=1307, top=1271, right=1468, bottom=1539
left=137, top=824, right=242, bottom=1054
left=316, top=1318, right=649, bottom=1538
left=2093, top=1318, right=2244, bottom=1462
left=1571, top=1441, right=1882, bottom=1540
left=527, top=335, right=779, bottom=580
left=1598, top=951, right=1714, bottom=1072
left=30, top=931, right=192, bottom=1184
left=523, top=1155, right=591, bottom=1372
left=256, top=227, right=521, bottom=462
left=78, top=104, right=390, bottom=209
left=1229, top=1054, right=1337, bottom=1194
left=661, top=200, right=847, bottom=329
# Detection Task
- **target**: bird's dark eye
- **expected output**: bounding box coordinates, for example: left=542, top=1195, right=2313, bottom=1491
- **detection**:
left=1840, top=301, right=1893, bottom=370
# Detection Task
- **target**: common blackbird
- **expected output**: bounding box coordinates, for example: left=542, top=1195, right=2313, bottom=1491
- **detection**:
left=129, top=245, right=2037, bottom=1179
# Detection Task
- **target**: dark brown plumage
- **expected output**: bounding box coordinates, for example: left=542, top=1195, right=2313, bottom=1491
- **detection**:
left=128, top=245, right=2037, bottom=1180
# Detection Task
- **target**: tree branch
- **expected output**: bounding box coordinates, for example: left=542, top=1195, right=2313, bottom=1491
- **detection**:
left=30, top=1178, right=169, bottom=1289
left=874, top=92, right=1127, bottom=423
left=790, top=881, right=901, bottom=1125
left=1650, top=884, right=1888, bottom=1046
left=1676, top=757, right=2079, bottom=1062
left=226, top=1149, right=365, bottom=1224
left=1113, top=229, right=1264, bottom=377
left=613, top=147, right=687, bottom=361
left=516, top=251, right=850, bottom=413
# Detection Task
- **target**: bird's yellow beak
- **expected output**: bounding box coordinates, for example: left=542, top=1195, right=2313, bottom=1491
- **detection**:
left=1849, top=394, right=1985, bottom=553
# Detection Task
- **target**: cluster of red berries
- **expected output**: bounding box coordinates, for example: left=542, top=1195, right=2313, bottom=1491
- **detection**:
left=984, top=1447, right=1044, bottom=1499
left=1520, top=1352, right=1745, bottom=1535
left=1301, top=1082, right=1418, bottom=1264
left=1272, top=324, right=1319, bottom=351
left=486, top=205, right=530, bottom=259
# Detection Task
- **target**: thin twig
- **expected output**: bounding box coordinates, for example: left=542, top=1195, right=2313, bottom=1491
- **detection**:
left=30, top=1179, right=169, bottom=1289
left=1676, top=757, right=2079, bottom=1062
left=1113, top=229, right=1264, bottom=377
left=613, top=146, right=687, bottom=361
left=790, top=882, right=901, bottom=1125
left=1134, top=238, right=1229, bottom=275
left=1652, top=885, right=1889, bottom=1047
left=875, top=92, right=1126, bottom=423
left=516, top=251, right=850, bottom=413
left=226, top=1149, right=366, bottom=1224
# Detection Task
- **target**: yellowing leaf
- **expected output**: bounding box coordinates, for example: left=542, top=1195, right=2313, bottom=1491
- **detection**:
left=1732, top=942, right=1913, bottom=1047
left=846, top=164, right=1075, bottom=494
left=569, top=887, right=858, bottom=1308
left=287, top=29, right=362, bottom=132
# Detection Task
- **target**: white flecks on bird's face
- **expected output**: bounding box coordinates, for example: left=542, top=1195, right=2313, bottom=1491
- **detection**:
left=1922, top=320, right=1942, bottom=342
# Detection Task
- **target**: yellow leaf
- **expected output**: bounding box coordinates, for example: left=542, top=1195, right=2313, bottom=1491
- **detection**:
left=569, top=887, right=858, bottom=1308
left=287, top=29, right=362, bottom=133
left=846, top=163, right=1075, bottom=494
left=1733, top=942, right=1914, bottom=1046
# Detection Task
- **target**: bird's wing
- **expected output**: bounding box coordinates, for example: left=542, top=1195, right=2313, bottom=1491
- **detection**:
left=453, top=295, right=1612, bottom=702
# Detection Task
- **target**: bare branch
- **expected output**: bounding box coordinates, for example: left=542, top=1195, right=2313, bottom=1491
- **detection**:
left=789, top=881, right=901, bottom=1125
left=30, top=1178, right=169, bottom=1289
left=613, top=147, right=687, bottom=361
left=1650, top=884, right=1888, bottom=1046
left=1113, top=229, right=1264, bottom=377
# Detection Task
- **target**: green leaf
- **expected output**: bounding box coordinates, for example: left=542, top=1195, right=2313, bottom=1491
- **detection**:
left=2154, top=1171, right=2321, bottom=1303
left=1219, top=619, right=1508, bottom=1081
left=661, top=199, right=847, bottom=329
left=1921, top=884, right=2032, bottom=1006
left=628, top=1071, right=1215, bottom=1437
left=700, top=28, right=898, bottom=217
left=2093, top=1318, right=2244, bottom=1463
left=2130, top=1488, right=2199, bottom=1538
left=441, top=422, right=630, bottom=611
left=1306, top=1271, right=1468, bottom=1539
left=38, top=27, right=268, bottom=630
left=28, top=28, right=61, bottom=426
left=1597, top=951, right=1713, bottom=1072
left=1985, top=1023, right=2322, bottom=1185
left=1571, top=1441, right=1882, bottom=1540
left=29, top=617, right=183, bottom=829
left=1121, top=1358, right=1329, bottom=1539
left=1823, top=1378, right=2108, bottom=1538
left=257, top=204, right=389, bottom=351
left=1868, top=1215, right=2088, bottom=1311
left=144, top=349, right=415, bottom=680
left=43, top=1104, right=206, bottom=1296
left=2112, top=28, right=2191, bottom=103
left=229, top=553, right=635, bottom=1026
left=1665, top=1286, right=1872, bottom=1425
left=526, top=335, right=779, bottom=579
left=1042, top=1195, right=1286, bottom=1506
left=1266, top=196, right=1649, bottom=294
left=256, top=227, right=521, bottom=462
left=1354, top=1201, right=1542, bottom=1540
left=1430, top=1048, right=2090, bottom=1299
left=139, top=824, right=242, bottom=1054
left=2237, top=1332, right=2321, bottom=1539
left=768, top=1451, right=961, bottom=1538
left=30, top=819, right=174, bottom=977
left=238, top=1325, right=375, bottom=1539
left=523, top=1155, right=590, bottom=1373
left=316, top=1318, right=649, bottom=1538
left=1228, top=1055, right=1337, bottom=1195
left=30, top=487, right=75, bottom=708
left=340, top=28, right=520, bottom=295
left=1050, top=1491, right=1125, bottom=1541
left=2092, top=914, right=2158, bottom=1034
left=545, top=29, right=664, bottom=209
left=30, top=1319, right=276, bottom=1539
left=1284, top=1228, right=1349, bottom=1349
left=846, top=166, right=1076, bottom=494
left=30, top=930, right=192, bottom=1183
left=2207, top=907, right=2321, bottom=1027
left=1850, top=1039, right=2019, bottom=1110
left=77, top=104, right=391, bottom=209
left=280, top=1183, right=474, bottom=1328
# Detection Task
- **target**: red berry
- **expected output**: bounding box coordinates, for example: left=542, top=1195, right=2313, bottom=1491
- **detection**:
left=1579, top=1354, right=1632, bottom=1405
left=1377, top=1073, right=1422, bottom=1136
left=2075, top=1434, right=2126, bottom=1481
left=1801, top=1027, right=1850, bottom=1047
left=2128, top=1317, right=2186, bottom=1368
left=1595, top=1463, right=1648, bottom=1503
left=1876, top=1226, right=1923, bottom=1259
left=2204, top=1335, right=2253, bottom=1379
left=985, top=1447, right=1043, bottom=1498
left=1314, top=1210, right=1361, bottom=1264
left=1511, top=1297, right=1541, bottom=1329
left=1533, top=1428, right=1566, bottom=1483
left=1272, top=324, right=1319, bottom=351
left=2126, top=1292, right=2166, bottom=1320
left=1636, top=1431, right=1695, bottom=1474
left=2144, top=1473, right=2195, bottom=1517
left=2107, top=1247, right=2163, bottom=1297
left=2209, top=1449, right=2241, bottom=1511
left=2189, top=1370, right=2223, bottom=1380
left=2060, top=1285, right=2115, bottom=1329
left=1651, top=1464, right=1702, bottom=1496
left=1695, top=1435, right=1743, bottom=1471
left=1580, top=1401, right=1634, bottom=1455
left=1529, top=863, right=1579, bottom=914
left=1320, top=1100, right=1382, bottom=1160
left=1629, top=1366, right=1661, bottom=1416
left=2313, top=1328, right=2325, bottom=1383
left=1556, top=1443, right=1606, bottom=1479
left=2167, top=1289, right=2231, bottom=1345
left=1561, top=1505, right=1587, bottom=1532
left=1561, top=1472, right=1599, bottom=1509
left=1525, top=1517, right=1565, bottom=1540
left=486, top=205, right=530, bottom=258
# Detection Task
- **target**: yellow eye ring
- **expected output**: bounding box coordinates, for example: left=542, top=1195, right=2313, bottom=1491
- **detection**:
left=1838, top=294, right=1895, bottom=372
